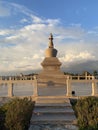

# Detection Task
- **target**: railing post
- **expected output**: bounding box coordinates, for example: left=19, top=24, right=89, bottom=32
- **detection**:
left=8, top=83, right=14, bottom=97
left=92, top=76, right=97, bottom=96
left=0, top=76, right=2, bottom=80
left=33, top=76, right=38, bottom=97
left=85, top=72, right=87, bottom=80
left=78, top=76, right=79, bottom=80
left=66, top=76, right=72, bottom=96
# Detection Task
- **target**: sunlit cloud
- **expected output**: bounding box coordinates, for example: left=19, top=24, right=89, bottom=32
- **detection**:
left=60, top=51, right=95, bottom=63
left=0, top=1, right=98, bottom=75
left=20, top=18, right=30, bottom=24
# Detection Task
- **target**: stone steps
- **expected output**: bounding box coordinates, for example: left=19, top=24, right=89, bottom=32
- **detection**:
left=29, top=97, right=78, bottom=130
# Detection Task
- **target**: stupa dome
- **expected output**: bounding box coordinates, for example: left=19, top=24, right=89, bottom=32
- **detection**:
left=45, top=33, right=57, bottom=57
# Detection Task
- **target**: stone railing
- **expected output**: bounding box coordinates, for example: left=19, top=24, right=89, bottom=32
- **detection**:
left=0, top=75, right=98, bottom=98
left=67, top=75, right=98, bottom=80
left=0, top=75, right=38, bottom=98
left=0, top=75, right=34, bottom=81
left=66, top=75, right=98, bottom=96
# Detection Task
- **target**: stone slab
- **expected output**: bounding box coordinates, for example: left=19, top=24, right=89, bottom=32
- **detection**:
left=29, top=124, right=78, bottom=130
left=31, top=114, right=76, bottom=124
left=34, top=107, right=74, bottom=113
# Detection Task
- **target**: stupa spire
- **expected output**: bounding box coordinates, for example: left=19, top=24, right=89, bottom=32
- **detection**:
left=49, top=33, right=54, bottom=48
left=45, top=33, right=57, bottom=57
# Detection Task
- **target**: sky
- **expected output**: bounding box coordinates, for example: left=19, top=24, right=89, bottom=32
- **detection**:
left=1, top=0, right=98, bottom=75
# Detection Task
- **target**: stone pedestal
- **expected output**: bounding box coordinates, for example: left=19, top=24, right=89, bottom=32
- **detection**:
left=38, top=57, right=66, bottom=87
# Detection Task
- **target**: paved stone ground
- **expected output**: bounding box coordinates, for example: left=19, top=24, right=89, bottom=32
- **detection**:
left=29, top=124, right=78, bottom=130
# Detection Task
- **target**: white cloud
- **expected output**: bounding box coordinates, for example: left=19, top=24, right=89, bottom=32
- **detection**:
left=20, top=18, right=29, bottom=23
left=33, top=54, right=40, bottom=59
left=32, top=16, right=43, bottom=23
left=60, top=51, right=95, bottom=63
left=0, top=29, right=15, bottom=36
left=0, top=1, right=98, bottom=75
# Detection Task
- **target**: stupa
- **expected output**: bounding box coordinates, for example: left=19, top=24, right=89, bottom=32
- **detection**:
left=38, top=34, right=66, bottom=95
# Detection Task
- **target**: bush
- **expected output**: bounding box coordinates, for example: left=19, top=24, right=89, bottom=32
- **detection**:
left=5, top=97, right=35, bottom=130
left=0, top=106, right=5, bottom=130
left=0, top=102, right=10, bottom=130
left=75, top=96, right=98, bottom=130
left=70, top=98, right=77, bottom=109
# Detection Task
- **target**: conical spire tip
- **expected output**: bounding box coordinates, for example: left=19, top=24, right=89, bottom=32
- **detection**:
left=48, top=33, right=53, bottom=48
left=49, top=33, right=53, bottom=40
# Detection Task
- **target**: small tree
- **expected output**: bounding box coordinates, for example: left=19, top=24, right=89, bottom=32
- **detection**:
left=93, top=70, right=98, bottom=76
left=75, top=96, right=98, bottom=130
left=5, top=97, right=35, bottom=130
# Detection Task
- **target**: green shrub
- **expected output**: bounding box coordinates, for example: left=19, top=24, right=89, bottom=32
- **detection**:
left=75, top=96, right=98, bottom=130
left=0, top=102, right=10, bottom=130
left=5, top=97, right=35, bottom=130
left=70, top=98, right=78, bottom=117
left=70, top=98, right=77, bottom=108
left=0, top=106, right=5, bottom=130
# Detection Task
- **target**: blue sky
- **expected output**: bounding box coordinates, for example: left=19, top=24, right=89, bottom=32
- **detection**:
left=1, top=0, right=98, bottom=75
left=5, top=0, right=98, bottom=29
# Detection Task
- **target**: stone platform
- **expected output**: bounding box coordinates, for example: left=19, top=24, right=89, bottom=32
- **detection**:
left=37, top=86, right=66, bottom=96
